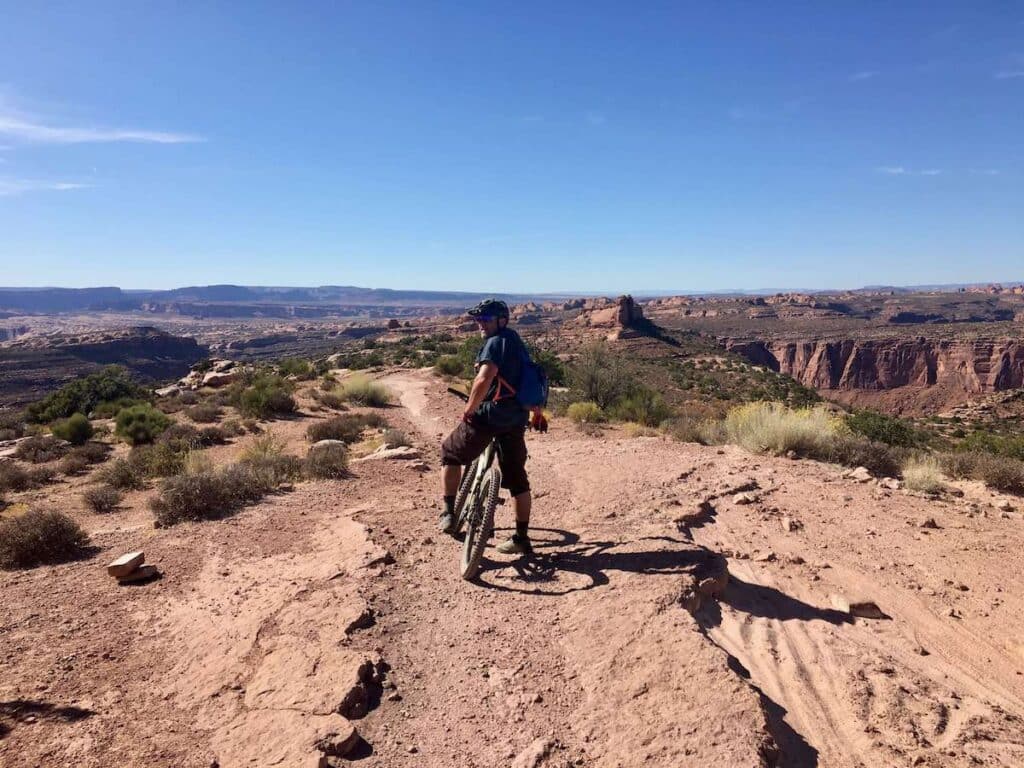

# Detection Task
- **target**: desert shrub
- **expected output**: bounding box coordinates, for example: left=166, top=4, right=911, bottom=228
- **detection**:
left=115, top=404, right=171, bottom=446
left=306, top=415, right=362, bottom=444
left=902, top=455, right=946, bottom=494
left=59, top=454, right=91, bottom=476
left=305, top=443, right=350, bottom=479
left=0, top=509, right=89, bottom=569
left=316, top=391, right=347, bottom=410
left=435, top=355, right=465, bottom=377
left=338, top=375, right=392, bottom=407
left=158, top=423, right=201, bottom=451
left=567, top=401, right=605, bottom=424
left=178, top=390, right=199, bottom=405
left=846, top=410, right=923, bottom=448
left=358, top=412, right=389, bottom=429
left=96, top=458, right=147, bottom=490
left=82, top=485, right=122, bottom=513
left=570, top=343, right=633, bottom=410
left=51, top=413, right=94, bottom=446
left=237, top=375, right=296, bottom=419
left=381, top=428, right=411, bottom=448
left=958, top=431, right=1024, bottom=462
left=663, top=416, right=708, bottom=444
left=149, top=466, right=254, bottom=526
left=278, top=358, right=313, bottom=378
left=197, top=426, right=229, bottom=445
left=14, top=435, right=69, bottom=463
left=26, top=366, right=147, bottom=423
left=68, top=441, right=111, bottom=465
left=610, top=387, right=672, bottom=427
left=623, top=422, right=659, bottom=438
left=721, top=402, right=843, bottom=456
left=129, top=443, right=186, bottom=478
left=0, top=462, right=31, bottom=492
left=0, top=410, right=27, bottom=441
left=185, top=403, right=222, bottom=423
left=241, top=419, right=261, bottom=433
left=239, top=433, right=303, bottom=487
left=820, top=434, right=904, bottom=477
left=942, top=451, right=1024, bottom=494
left=26, top=466, right=57, bottom=486
left=220, top=419, right=246, bottom=437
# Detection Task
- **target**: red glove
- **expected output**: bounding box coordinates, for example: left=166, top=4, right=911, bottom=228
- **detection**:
left=529, top=411, right=548, bottom=433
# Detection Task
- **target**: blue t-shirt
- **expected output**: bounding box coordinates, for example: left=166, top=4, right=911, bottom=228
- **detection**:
left=475, top=327, right=528, bottom=429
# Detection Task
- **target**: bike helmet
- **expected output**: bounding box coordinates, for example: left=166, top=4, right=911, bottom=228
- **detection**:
left=466, top=298, right=510, bottom=320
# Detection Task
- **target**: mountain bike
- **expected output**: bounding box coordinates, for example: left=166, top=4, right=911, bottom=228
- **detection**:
left=447, top=387, right=502, bottom=580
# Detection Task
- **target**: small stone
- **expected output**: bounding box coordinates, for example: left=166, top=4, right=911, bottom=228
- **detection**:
left=785, top=450, right=797, bottom=459
left=919, top=518, right=940, bottom=529
left=780, top=516, right=798, bottom=532
left=733, top=492, right=759, bottom=505
left=830, top=593, right=886, bottom=619
left=407, top=745, right=418, bottom=754
left=880, top=477, right=902, bottom=490
left=512, top=737, right=555, bottom=768
left=847, top=467, right=872, bottom=483
left=107, top=551, right=144, bottom=578
left=754, top=551, right=777, bottom=563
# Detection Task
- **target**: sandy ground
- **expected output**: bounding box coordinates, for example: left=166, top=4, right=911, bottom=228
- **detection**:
left=2, top=368, right=1024, bottom=767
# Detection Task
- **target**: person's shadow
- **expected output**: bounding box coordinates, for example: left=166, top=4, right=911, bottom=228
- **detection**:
left=0, top=699, right=95, bottom=738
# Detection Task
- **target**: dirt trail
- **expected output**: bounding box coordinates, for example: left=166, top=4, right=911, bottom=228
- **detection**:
left=3, top=368, right=1024, bottom=767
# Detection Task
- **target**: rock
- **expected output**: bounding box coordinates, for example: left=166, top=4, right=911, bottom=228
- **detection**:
left=313, top=439, right=347, bottom=449
left=754, top=550, right=777, bottom=563
left=698, top=570, right=729, bottom=598
left=733, top=491, right=759, bottom=505
left=880, top=477, right=902, bottom=490
left=997, top=499, right=1016, bottom=512
left=202, top=370, right=239, bottom=388
left=387, top=318, right=401, bottom=329
left=512, top=737, right=555, bottom=768
left=830, top=593, right=886, bottom=619
left=107, top=551, right=145, bottom=578
left=155, top=384, right=181, bottom=398
left=785, top=450, right=798, bottom=459
left=919, top=518, right=940, bottom=529
left=353, top=446, right=421, bottom=463
left=312, top=719, right=360, bottom=759
left=846, top=467, right=872, bottom=483
left=212, top=359, right=236, bottom=373
left=117, top=564, right=161, bottom=584
left=780, top=516, right=799, bottom=532
left=344, top=608, right=376, bottom=635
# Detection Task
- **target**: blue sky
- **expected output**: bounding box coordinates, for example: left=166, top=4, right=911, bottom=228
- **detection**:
left=0, top=2, right=1021, bottom=293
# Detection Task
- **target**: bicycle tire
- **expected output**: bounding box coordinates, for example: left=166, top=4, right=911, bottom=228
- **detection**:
left=461, top=466, right=501, bottom=580
left=453, top=458, right=479, bottom=534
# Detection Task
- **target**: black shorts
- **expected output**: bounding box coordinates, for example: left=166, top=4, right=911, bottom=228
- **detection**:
left=440, top=420, right=530, bottom=497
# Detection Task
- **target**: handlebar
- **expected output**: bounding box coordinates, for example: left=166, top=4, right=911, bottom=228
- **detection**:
left=447, top=386, right=470, bottom=402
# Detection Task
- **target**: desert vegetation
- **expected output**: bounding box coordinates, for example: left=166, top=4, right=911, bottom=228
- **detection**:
left=26, top=365, right=148, bottom=423
left=0, top=509, right=90, bottom=569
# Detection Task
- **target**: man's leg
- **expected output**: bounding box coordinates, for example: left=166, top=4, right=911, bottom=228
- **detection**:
left=496, top=428, right=532, bottom=555
left=438, top=421, right=490, bottom=534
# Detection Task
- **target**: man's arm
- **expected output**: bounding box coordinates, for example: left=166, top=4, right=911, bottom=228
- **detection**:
left=463, top=361, right=498, bottom=422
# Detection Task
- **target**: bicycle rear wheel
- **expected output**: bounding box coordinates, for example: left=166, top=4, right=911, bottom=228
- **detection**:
left=460, top=466, right=501, bottom=580
left=453, top=458, right=479, bottom=534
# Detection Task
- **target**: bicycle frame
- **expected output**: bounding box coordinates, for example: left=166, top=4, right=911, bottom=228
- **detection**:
left=459, top=439, right=497, bottom=527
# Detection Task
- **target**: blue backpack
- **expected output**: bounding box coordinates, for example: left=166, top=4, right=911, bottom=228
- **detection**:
left=514, top=345, right=549, bottom=409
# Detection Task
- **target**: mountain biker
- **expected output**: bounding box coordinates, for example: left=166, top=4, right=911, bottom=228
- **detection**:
left=438, top=298, right=546, bottom=555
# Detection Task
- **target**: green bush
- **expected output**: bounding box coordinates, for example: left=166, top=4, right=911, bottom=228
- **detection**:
left=14, top=435, right=69, bottom=463
left=338, top=375, right=392, bottom=407
left=82, top=485, right=122, bottom=513
left=26, top=366, right=148, bottom=423
left=566, top=401, right=604, bottom=424
left=278, top=358, right=313, bottom=378
left=0, top=509, right=90, bottom=569
left=129, top=443, right=187, bottom=478
left=610, top=387, right=673, bottom=427
left=115, top=404, right=171, bottom=446
left=237, top=375, right=296, bottom=419
left=91, top=397, right=147, bottom=419
left=957, top=431, right=1024, bottom=462
left=185, top=403, right=222, bottom=423
left=305, top=443, right=349, bottom=479
left=0, top=410, right=26, bottom=441
left=434, top=355, right=465, bottom=377
left=238, top=433, right=303, bottom=487
left=846, top=410, right=923, bottom=448
left=51, top=413, right=94, bottom=446
left=570, top=343, right=633, bottom=410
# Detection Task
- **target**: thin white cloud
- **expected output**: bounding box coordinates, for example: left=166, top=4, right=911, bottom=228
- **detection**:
left=994, top=71, right=1024, bottom=79
left=970, top=168, right=1001, bottom=176
left=0, top=177, right=90, bottom=196
left=0, top=114, right=202, bottom=144
left=876, top=166, right=943, bottom=176
left=849, top=70, right=879, bottom=82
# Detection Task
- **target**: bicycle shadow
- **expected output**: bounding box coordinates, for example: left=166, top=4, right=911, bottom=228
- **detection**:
left=474, top=527, right=723, bottom=596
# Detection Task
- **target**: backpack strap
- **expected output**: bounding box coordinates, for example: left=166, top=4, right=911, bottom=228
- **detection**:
left=492, top=375, right=517, bottom=401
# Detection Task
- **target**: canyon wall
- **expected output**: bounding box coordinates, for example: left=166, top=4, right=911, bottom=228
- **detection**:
left=726, top=337, right=1024, bottom=404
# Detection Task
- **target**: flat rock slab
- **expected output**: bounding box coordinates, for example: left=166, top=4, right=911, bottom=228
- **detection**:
left=831, top=593, right=887, bottom=619
left=107, top=551, right=145, bottom=578
left=353, top=445, right=421, bottom=462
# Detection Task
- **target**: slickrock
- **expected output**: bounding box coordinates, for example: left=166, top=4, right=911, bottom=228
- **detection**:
left=107, top=551, right=145, bottom=578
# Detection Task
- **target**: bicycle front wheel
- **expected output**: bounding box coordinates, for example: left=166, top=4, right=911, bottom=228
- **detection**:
left=453, top=458, right=479, bottom=534
left=460, top=466, right=501, bottom=581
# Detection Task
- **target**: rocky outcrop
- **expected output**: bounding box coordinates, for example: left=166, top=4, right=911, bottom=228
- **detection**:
left=587, top=295, right=645, bottom=336
left=726, top=337, right=1024, bottom=395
